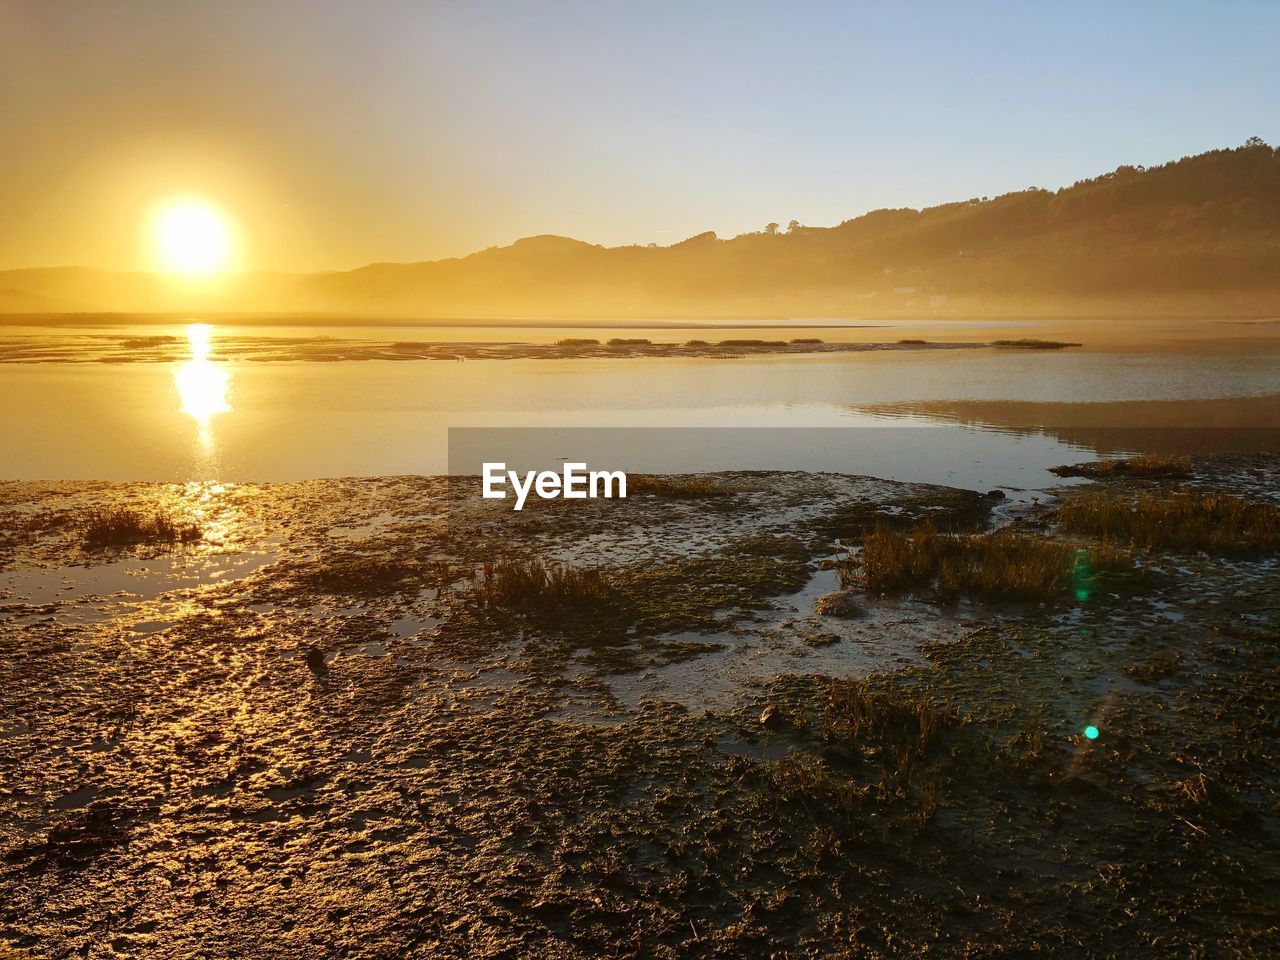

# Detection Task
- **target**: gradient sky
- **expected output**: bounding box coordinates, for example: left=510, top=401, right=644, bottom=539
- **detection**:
left=2, top=0, right=1277, bottom=273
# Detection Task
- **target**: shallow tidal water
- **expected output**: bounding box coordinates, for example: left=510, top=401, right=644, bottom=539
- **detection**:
left=3, top=316, right=1278, bottom=487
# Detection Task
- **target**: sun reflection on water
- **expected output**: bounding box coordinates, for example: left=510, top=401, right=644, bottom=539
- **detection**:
left=174, top=323, right=231, bottom=467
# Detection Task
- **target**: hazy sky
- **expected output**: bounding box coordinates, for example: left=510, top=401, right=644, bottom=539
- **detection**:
left=2, top=1, right=1277, bottom=273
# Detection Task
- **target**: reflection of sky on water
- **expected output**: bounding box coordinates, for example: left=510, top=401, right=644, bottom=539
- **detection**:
left=2, top=320, right=1277, bottom=486
left=447, top=425, right=1092, bottom=502
left=0, top=480, right=262, bottom=620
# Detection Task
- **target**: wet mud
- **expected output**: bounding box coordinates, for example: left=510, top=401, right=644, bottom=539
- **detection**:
left=1, top=460, right=1276, bottom=957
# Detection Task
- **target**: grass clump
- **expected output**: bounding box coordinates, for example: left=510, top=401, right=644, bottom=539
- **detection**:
left=1049, top=455, right=1192, bottom=479
left=474, top=558, right=615, bottom=618
left=556, top=337, right=600, bottom=346
left=897, top=338, right=927, bottom=345
left=626, top=474, right=733, bottom=498
left=823, top=678, right=958, bottom=754
left=847, top=524, right=1129, bottom=601
left=606, top=337, right=651, bottom=346
left=758, top=679, right=960, bottom=832
left=814, top=590, right=864, bottom=618
left=82, top=508, right=201, bottom=548
left=790, top=337, right=823, bottom=344
left=1057, top=490, right=1280, bottom=554
left=766, top=752, right=863, bottom=818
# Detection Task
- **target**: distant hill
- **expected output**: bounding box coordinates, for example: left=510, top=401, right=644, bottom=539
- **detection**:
left=5, top=141, right=1280, bottom=319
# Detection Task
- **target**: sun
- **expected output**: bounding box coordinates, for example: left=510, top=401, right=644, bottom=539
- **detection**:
left=152, top=199, right=233, bottom=275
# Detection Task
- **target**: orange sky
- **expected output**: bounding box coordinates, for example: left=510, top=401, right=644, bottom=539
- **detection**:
left=2, top=2, right=1276, bottom=274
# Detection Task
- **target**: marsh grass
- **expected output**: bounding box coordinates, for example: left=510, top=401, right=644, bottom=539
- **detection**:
left=767, top=747, right=942, bottom=831
left=82, top=508, right=201, bottom=548
left=474, top=557, right=615, bottom=618
left=823, top=678, right=958, bottom=755
left=626, top=474, right=733, bottom=498
left=767, top=680, right=959, bottom=832
left=428, top=558, right=462, bottom=588
left=822, top=681, right=957, bottom=831
left=1049, top=455, right=1193, bottom=479
left=847, top=524, right=1130, bottom=601
left=813, top=590, right=864, bottom=618
left=998, top=726, right=1046, bottom=769
left=607, top=337, right=651, bottom=346
left=556, top=337, right=600, bottom=346
left=768, top=753, right=862, bottom=814
left=1057, top=490, right=1280, bottom=554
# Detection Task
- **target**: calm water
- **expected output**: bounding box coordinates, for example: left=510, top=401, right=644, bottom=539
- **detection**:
left=4, top=319, right=1279, bottom=491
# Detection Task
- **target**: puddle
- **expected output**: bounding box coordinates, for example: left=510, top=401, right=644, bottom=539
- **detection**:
left=391, top=613, right=440, bottom=639
left=1, top=549, right=277, bottom=610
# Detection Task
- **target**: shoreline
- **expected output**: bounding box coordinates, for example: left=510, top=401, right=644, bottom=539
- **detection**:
left=2, top=458, right=1277, bottom=954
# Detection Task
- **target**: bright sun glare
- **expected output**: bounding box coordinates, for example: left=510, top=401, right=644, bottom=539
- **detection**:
left=153, top=201, right=233, bottom=275
left=176, top=323, right=231, bottom=422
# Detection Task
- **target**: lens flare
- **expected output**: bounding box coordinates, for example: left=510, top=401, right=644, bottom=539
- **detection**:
left=1071, top=548, right=1094, bottom=601
left=1083, top=725, right=1099, bottom=740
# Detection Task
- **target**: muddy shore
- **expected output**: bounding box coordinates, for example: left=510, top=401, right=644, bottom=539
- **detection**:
left=1, top=459, right=1276, bottom=958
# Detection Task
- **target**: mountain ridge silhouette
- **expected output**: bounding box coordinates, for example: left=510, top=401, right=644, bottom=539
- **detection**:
left=5, top=141, right=1279, bottom=319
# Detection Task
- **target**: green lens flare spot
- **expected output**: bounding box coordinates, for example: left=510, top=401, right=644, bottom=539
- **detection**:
left=1083, top=725, right=1099, bottom=740
left=1071, top=548, right=1094, bottom=601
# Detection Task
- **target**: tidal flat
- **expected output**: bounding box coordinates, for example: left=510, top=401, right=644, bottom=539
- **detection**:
left=0, top=331, right=1055, bottom=364
left=1, top=459, right=1277, bottom=958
